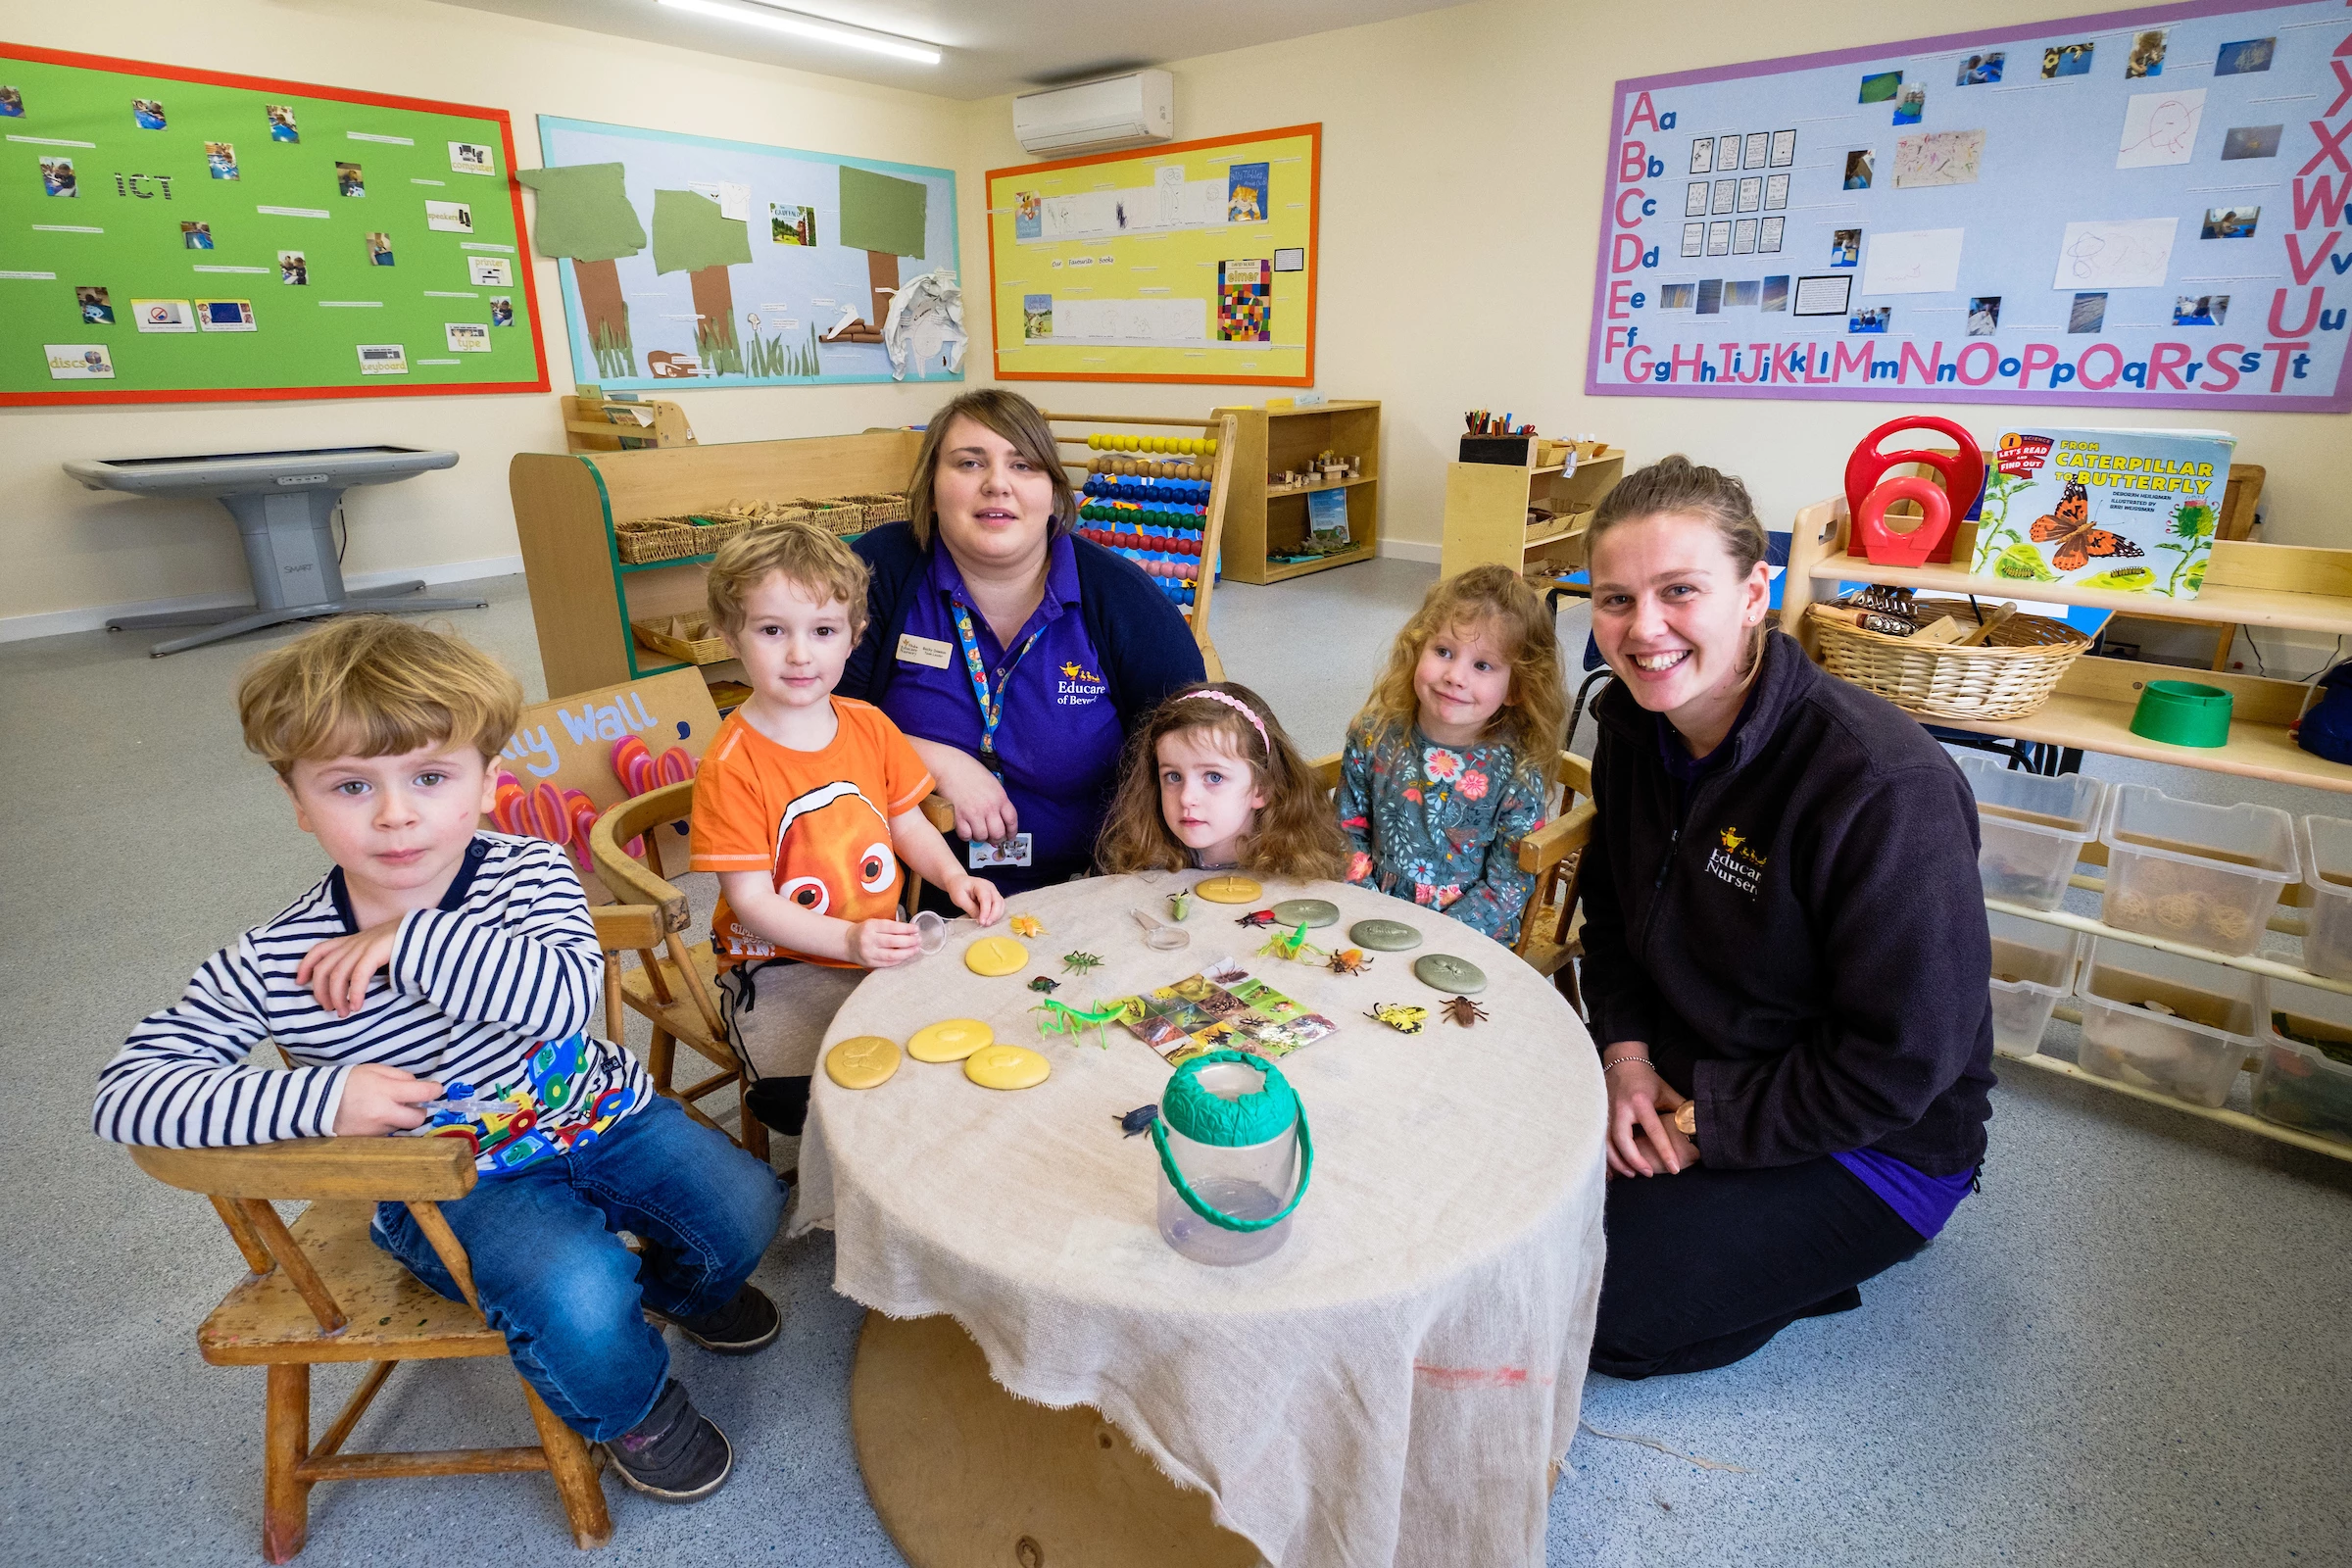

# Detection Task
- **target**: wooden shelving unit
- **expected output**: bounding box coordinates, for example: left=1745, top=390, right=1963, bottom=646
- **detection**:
left=1211, top=400, right=1382, bottom=584
left=1440, top=445, right=1625, bottom=581
left=1782, top=491, right=2352, bottom=1163
left=511, top=430, right=921, bottom=700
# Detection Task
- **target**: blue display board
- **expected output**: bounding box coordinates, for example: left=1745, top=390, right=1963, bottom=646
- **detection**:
left=535, top=116, right=956, bottom=389
left=1586, top=0, right=2352, bottom=412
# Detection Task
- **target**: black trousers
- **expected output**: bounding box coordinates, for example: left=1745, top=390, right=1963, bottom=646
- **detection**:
left=1590, top=1154, right=1930, bottom=1380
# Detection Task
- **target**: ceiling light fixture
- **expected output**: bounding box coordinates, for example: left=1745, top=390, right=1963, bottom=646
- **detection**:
left=655, top=0, right=944, bottom=65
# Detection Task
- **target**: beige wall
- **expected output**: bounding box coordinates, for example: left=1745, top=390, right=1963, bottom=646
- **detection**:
left=0, top=0, right=976, bottom=631
left=951, top=0, right=2346, bottom=561
left=12, top=0, right=2342, bottom=631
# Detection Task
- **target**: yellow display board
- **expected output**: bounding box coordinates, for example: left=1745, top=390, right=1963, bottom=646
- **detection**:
left=986, top=124, right=1318, bottom=386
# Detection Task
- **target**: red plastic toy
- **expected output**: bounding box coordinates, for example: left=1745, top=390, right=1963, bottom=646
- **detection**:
left=1843, top=416, right=1984, bottom=568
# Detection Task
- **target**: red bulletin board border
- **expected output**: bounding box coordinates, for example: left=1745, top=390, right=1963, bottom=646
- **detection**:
left=985, top=122, right=1320, bottom=386
left=0, top=41, right=550, bottom=407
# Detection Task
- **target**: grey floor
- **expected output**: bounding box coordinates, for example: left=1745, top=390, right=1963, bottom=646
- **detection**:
left=4, top=558, right=2347, bottom=1568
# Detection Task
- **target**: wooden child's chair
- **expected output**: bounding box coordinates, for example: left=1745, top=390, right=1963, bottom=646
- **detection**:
left=1309, top=751, right=1597, bottom=1008
left=587, top=783, right=764, bottom=1160
left=126, top=1135, right=612, bottom=1562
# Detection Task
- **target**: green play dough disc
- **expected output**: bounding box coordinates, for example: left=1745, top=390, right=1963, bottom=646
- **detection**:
left=1270, top=898, right=1340, bottom=929
left=1349, top=918, right=1422, bottom=952
left=1414, top=954, right=1487, bottom=995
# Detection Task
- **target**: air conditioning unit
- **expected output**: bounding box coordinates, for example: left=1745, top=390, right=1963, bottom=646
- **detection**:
left=1013, top=71, right=1173, bottom=157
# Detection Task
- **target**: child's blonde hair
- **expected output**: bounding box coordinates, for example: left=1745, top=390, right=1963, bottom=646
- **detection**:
left=1356, top=564, right=1566, bottom=780
left=706, top=519, right=871, bottom=638
left=1097, top=681, right=1348, bottom=881
left=237, top=617, right=522, bottom=777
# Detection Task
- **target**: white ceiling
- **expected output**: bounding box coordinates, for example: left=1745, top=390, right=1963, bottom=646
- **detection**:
left=436, top=0, right=1463, bottom=100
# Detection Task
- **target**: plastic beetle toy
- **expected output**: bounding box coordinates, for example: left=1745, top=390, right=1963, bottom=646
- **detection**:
left=1235, top=908, right=1278, bottom=929
left=1442, top=995, right=1491, bottom=1028
left=1114, top=1103, right=1159, bottom=1138
left=1027, top=975, right=1060, bottom=994
left=1326, top=948, right=1373, bottom=976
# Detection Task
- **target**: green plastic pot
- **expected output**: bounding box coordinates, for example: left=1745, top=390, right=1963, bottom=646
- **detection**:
left=2129, top=680, right=2232, bottom=748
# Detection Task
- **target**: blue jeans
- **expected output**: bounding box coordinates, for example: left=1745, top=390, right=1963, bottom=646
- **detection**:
left=371, top=1097, right=785, bottom=1439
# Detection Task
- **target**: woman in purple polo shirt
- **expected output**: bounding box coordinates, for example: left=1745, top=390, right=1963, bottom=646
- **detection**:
left=1574, top=456, right=1996, bottom=1379
left=840, top=389, right=1205, bottom=897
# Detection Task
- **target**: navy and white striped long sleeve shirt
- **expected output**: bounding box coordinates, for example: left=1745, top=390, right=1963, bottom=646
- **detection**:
left=95, top=834, right=655, bottom=1174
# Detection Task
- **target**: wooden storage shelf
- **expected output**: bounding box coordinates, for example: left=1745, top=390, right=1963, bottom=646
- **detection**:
left=1212, top=401, right=1382, bottom=584
left=512, top=430, right=922, bottom=699
left=1781, top=483, right=2352, bottom=1164
left=1441, top=446, right=1625, bottom=581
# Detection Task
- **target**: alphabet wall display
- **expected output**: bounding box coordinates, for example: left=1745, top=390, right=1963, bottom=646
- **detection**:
left=1587, top=1, right=2352, bottom=411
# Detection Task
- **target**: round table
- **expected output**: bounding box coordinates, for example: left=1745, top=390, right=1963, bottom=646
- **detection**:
left=796, top=874, right=1607, bottom=1568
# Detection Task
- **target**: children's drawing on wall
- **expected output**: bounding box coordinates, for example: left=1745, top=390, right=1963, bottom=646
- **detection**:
left=76, top=285, right=113, bottom=324
left=2125, top=28, right=2167, bottom=79
left=1858, top=71, right=1901, bottom=104
left=2117, top=89, right=2204, bottom=169
left=1956, top=52, right=2003, bottom=85
left=1968, top=296, right=1999, bottom=336
left=2201, top=205, right=2259, bottom=240
left=2173, top=294, right=2228, bottom=326
left=205, top=142, right=237, bottom=180
left=1893, top=85, right=1924, bottom=126
left=1226, top=162, right=1267, bottom=223
left=1830, top=228, right=1859, bottom=268
left=2043, top=41, right=2094, bottom=78
left=2214, top=37, right=2274, bottom=76
left=266, top=103, right=298, bottom=141
left=131, top=98, right=166, bottom=130
left=1842, top=149, right=1874, bottom=189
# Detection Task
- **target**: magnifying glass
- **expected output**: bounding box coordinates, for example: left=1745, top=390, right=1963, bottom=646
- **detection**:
left=1131, top=907, right=1191, bottom=951
left=912, top=908, right=949, bottom=956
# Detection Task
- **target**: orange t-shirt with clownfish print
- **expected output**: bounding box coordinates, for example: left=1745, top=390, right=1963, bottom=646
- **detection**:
left=689, top=698, right=935, bottom=969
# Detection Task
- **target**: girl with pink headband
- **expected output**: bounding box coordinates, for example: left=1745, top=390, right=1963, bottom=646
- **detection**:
left=1096, top=681, right=1348, bottom=881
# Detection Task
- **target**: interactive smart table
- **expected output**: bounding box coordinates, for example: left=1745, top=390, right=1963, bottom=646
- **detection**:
left=64, top=446, right=479, bottom=656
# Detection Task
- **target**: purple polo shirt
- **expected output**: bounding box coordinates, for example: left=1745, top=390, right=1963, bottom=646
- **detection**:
left=878, top=533, right=1124, bottom=893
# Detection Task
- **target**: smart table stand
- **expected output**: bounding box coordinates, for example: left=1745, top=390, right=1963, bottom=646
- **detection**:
left=65, top=446, right=482, bottom=657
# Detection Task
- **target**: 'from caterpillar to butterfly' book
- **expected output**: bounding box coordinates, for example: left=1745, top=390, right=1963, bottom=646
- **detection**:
left=1969, top=426, right=2235, bottom=600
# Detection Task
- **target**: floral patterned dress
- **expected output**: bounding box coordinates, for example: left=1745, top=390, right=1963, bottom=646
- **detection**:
left=1336, top=718, right=1546, bottom=943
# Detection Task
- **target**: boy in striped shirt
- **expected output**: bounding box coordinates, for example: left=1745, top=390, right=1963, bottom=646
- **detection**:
left=94, top=619, right=782, bottom=1503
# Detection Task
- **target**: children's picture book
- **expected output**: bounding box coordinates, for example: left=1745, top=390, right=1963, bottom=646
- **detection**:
left=1968, top=426, right=2234, bottom=599
left=1112, top=956, right=1339, bottom=1063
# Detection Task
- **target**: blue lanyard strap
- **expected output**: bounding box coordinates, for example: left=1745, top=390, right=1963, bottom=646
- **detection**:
left=951, top=603, right=1049, bottom=771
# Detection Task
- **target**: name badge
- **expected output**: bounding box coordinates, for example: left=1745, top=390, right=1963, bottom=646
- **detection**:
left=897, top=632, right=954, bottom=669
left=968, top=833, right=1033, bottom=869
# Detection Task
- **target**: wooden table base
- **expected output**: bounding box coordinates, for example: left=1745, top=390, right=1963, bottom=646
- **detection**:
left=849, top=1311, right=1263, bottom=1568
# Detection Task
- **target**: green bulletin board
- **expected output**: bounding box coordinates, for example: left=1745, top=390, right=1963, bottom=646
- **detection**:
left=0, top=43, right=548, bottom=405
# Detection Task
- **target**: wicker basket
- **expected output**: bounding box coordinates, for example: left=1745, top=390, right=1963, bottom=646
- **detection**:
left=842, top=491, right=909, bottom=525
left=631, top=612, right=732, bottom=665
left=1806, top=597, right=2090, bottom=720
left=613, top=514, right=747, bottom=564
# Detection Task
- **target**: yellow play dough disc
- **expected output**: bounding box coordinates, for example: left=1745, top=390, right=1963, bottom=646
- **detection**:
left=964, top=1044, right=1051, bottom=1090
left=1194, top=874, right=1263, bottom=905
left=908, top=1019, right=994, bottom=1063
left=825, top=1035, right=902, bottom=1090
left=963, top=936, right=1029, bottom=976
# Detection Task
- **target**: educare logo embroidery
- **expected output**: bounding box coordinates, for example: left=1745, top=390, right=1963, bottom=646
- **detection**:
left=1055, top=660, right=1106, bottom=707
left=1706, top=825, right=1766, bottom=897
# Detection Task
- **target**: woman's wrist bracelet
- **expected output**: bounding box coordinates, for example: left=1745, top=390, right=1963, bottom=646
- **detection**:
left=1601, top=1053, right=1652, bottom=1072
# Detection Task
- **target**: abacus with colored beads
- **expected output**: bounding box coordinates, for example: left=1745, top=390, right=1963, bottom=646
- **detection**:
left=1074, top=433, right=1221, bottom=612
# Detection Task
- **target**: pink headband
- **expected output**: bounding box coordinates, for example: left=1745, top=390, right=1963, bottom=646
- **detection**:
left=1186, top=689, right=1269, bottom=754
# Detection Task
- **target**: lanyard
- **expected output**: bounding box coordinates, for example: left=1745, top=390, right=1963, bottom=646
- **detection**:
left=951, top=603, right=1049, bottom=773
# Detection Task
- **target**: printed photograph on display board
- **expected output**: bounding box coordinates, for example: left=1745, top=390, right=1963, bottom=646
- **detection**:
left=986, top=124, right=1319, bottom=384
left=1586, top=0, right=2352, bottom=411
left=531, top=117, right=959, bottom=389
left=0, top=42, right=545, bottom=405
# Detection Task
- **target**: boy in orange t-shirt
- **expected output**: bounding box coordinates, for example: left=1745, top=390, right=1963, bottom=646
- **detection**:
left=691, top=523, right=1002, bottom=1140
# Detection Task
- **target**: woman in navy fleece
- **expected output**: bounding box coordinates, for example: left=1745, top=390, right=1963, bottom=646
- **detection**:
left=1575, top=456, right=1996, bottom=1379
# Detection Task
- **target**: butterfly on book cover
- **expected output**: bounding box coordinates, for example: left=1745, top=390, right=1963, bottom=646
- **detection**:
left=2028, top=478, right=2144, bottom=572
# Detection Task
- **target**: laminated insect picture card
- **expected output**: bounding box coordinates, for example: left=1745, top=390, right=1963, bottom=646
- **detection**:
left=1968, top=425, right=2234, bottom=600
left=1113, top=957, right=1339, bottom=1064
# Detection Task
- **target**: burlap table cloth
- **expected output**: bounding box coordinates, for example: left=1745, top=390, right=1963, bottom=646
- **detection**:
left=796, top=874, right=1607, bottom=1567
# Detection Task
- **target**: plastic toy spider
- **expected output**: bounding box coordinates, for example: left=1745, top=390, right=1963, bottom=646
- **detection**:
left=1062, top=951, right=1104, bottom=975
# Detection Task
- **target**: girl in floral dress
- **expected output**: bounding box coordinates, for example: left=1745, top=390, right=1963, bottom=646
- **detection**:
left=1337, top=564, right=1567, bottom=943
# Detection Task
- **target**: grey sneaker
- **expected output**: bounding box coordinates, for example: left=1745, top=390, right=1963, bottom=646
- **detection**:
left=601, top=1379, right=732, bottom=1502
left=647, top=1283, right=781, bottom=1355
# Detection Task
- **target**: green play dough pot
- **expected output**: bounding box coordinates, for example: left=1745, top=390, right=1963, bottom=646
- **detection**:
left=1270, top=898, right=1339, bottom=929
left=1414, top=954, right=1487, bottom=994
left=1349, top=918, right=1422, bottom=952
left=2129, top=680, right=2232, bottom=748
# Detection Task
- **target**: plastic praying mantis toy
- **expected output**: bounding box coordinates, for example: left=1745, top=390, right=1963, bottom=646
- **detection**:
left=1031, top=997, right=1125, bottom=1049
left=1255, top=921, right=1327, bottom=966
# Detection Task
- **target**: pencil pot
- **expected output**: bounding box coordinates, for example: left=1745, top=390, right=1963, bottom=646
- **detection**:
left=1152, top=1052, right=1312, bottom=1266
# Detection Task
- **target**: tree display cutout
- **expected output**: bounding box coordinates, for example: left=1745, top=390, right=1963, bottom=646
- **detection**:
left=515, top=163, right=647, bottom=378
